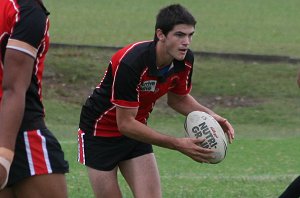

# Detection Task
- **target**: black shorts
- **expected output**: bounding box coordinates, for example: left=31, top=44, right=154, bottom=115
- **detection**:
left=78, top=129, right=153, bottom=171
left=7, top=128, right=69, bottom=186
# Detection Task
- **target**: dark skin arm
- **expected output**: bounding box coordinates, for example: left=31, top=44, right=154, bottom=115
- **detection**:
left=0, top=49, right=34, bottom=185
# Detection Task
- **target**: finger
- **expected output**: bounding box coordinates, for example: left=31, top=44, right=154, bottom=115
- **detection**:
left=222, top=120, right=235, bottom=143
left=194, top=158, right=210, bottom=164
left=226, top=123, right=235, bottom=142
left=191, top=155, right=211, bottom=163
left=192, top=152, right=215, bottom=163
left=194, top=145, right=214, bottom=154
left=225, top=130, right=234, bottom=144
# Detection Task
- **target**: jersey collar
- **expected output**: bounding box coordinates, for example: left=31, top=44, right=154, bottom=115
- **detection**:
left=146, top=41, right=186, bottom=80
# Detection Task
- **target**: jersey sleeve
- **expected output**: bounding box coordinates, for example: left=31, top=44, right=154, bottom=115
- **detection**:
left=111, top=61, right=141, bottom=108
left=7, top=5, right=48, bottom=58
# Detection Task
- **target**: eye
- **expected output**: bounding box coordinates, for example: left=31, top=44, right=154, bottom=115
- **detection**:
left=175, top=32, right=185, bottom=38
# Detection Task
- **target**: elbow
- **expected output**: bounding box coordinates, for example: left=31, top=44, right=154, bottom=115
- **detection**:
left=167, top=98, right=176, bottom=109
left=2, top=87, right=26, bottom=100
left=117, top=119, right=132, bottom=136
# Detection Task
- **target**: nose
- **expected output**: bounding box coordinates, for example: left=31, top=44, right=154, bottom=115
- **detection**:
left=183, top=36, right=191, bottom=46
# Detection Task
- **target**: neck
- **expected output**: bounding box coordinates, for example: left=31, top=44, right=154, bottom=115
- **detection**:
left=155, top=41, right=173, bottom=68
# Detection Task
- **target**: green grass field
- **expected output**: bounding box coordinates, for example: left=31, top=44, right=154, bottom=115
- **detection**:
left=43, top=47, right=300, bottom=198
left=35, top=1, right=300, bottom=197
left=45, top=0, right=300, bottom=57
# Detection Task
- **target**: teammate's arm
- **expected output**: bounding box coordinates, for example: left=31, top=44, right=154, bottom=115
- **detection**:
left=115, top=106, right=214, bottom=163
left=0, top=49, right=35, bottom=188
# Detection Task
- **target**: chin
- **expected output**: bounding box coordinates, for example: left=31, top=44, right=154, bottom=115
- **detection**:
left=175, top=55, right=186, bottom=61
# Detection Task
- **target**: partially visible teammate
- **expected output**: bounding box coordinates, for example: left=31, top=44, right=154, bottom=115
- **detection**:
left=0, top=0, right=69, bottom=197
left=279, top=176, right=300, bottom=198
left=278, top=71, right=300, bottom=197
left=77, top=4, right=235, bottom=198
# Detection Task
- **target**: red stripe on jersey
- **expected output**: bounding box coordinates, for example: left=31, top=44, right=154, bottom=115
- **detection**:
left=77, top=129, right=85, bottom=164
left=25, top=130, right=51, bottom=175
left=94, top=106, right=123, bottom=137
left=8, top=0, right=20, bottom=24
left=35, top=18, right=50, bottom=108
left=112, top=100, right=139, bottom=108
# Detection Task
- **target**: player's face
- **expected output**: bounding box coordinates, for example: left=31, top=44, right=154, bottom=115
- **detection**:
left=165, top=24, right=195, bottom=61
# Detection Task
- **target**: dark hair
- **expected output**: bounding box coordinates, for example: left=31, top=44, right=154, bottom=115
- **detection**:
left=154, top=4, right=196, bottom=42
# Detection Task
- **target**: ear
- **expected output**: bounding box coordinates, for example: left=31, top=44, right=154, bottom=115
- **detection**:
left=156, top=29, right=166, bottom=42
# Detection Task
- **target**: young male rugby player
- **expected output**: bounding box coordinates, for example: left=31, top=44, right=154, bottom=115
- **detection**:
left=78, top=4, right=235, bottom=197
left=0, top=0, right=69, bottom=197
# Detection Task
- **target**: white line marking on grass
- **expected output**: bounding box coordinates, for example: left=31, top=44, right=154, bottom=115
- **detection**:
left=161, top=174, right=298, bottom=181
left=60, top=140, right=77, bottom=144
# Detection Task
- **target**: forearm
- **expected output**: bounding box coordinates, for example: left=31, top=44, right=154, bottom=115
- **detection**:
left=120, top=119, right=180, bottom=150
left=0, top=49, right=34, bottom=149
left=118, top=115, right=215, bottom=164
left=168, top=93, right=216, bottom=116
left=0, top=90, right=26, bottom=150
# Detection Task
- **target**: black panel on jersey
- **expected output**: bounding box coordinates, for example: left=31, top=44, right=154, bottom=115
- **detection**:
left=11, top=0, right=48, bottom=48
left=113, top=42, right=150, bottom=103
left=113, top=61, right=143, bottom=102
left=79, top=64, right=115, bottom=132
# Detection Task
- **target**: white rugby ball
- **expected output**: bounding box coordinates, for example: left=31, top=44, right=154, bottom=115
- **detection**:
left=184, top=111, right=228, bottom=164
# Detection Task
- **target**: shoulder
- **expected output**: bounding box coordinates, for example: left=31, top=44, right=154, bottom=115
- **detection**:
left=111, top=40, right=153, bottom=67
left=8, top=0, right=49, bottom=16
left=7, top=0, right=50, bottom=55
left=121, top=41, right=153, bottom=64
left=18, top=0, right=49, bottom=21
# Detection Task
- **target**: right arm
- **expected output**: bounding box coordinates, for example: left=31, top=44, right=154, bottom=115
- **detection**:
left=0, top=49, right=35, bottom=188
left=116, top=106, right=214, bottom=163
left=0, top=49, right=35, bottom=149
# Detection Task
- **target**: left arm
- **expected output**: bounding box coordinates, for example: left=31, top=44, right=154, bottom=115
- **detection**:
left=167, top=92, right=235, bottom=143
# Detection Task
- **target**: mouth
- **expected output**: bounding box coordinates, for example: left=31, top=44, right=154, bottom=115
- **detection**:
left=179, top=48, right=187, bottom=55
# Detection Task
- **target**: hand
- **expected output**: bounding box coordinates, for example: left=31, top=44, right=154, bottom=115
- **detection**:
left=176, top=137, right=215, bottom=163
left=212, top=114, right=235, bottom=143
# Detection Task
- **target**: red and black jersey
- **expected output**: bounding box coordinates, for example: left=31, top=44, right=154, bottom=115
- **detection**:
left=0, top=0, right=50, bottom=130
left=80, top=41, right=194, bottom=137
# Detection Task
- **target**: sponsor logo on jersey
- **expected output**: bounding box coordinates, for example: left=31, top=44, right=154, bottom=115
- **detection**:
left=141, top=80, right=157, bottom=92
